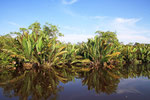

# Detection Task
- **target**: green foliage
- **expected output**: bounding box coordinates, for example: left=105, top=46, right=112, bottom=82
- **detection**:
left=61, top=43, right=90, bottom=66
left=1, top=22, right=68, bottom=69
left=136, top=44, right=150, bottom=63
left=0, top=35, right=17, bottom=67
left=1, top=23, right=150, bottom=70
left=95, top=31, right=119, bottom=45
left=79, top=35, right=120, bottom=68
left=121, top=45, right=137, bottom=64
left=43, top=22, right=62, bottom=38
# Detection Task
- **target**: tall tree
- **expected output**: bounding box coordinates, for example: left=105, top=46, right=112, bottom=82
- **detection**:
left=95, top=31, right=119, bottom=45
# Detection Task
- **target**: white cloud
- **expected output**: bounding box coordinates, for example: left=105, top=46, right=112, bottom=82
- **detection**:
left=118, top=34, right=150, bottom=44
left=114, top=18, right=141, bottom=25
left=96, top=17, right=150, bottom=44
left=59, top=25, right=93, bottom=43
left=112, top=18, right=150, bottom=44
left=59, top=17, right=150, bottom=44
left=61, top=0, right=78, bottom=5
left=62, top=8, right=77, bottom=16
left=58, top=34, right=94, bottom=43
left=89, top=16, right=108, bottom=20
left=61, top=25, right=86, bottom=33
left=8, top=21, right=20, bottom=27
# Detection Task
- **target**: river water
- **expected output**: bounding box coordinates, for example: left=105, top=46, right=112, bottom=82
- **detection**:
left=0, top=64, right=150, bottom=100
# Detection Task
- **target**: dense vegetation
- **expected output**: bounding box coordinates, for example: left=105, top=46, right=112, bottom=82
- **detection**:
left=0, top=22, right=150, bottom=71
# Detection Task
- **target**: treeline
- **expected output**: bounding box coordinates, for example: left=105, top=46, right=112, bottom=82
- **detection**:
left=0, top=22, right=150, bottom=70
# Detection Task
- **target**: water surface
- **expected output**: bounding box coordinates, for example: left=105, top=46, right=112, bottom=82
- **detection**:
left=0, top=64, right=150, bottom=100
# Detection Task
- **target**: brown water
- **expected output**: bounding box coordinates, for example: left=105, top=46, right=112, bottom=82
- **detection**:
left=0, top=64, right=150, bottom=100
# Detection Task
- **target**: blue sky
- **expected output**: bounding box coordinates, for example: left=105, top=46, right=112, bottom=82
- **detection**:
left=0, top=0, right=150, bottom=44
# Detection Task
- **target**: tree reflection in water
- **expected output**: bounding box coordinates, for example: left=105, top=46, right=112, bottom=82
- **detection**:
left=120, top=64, right=150, bottom=79
left=80, top=64, right=150, bottom=94
left=0, top=64, right=150, bottom=99
left=0, top=67, right=75, bottom=100
left=80, top=67, right=120, bottom=94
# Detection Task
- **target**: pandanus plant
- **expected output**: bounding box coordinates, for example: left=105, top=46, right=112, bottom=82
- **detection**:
left=60, top=43, right=90, bottom=67
left=136, top=44, right=150, bottom=63
left=2, top=22, right=68, bottom=69
left=80, top=35, right=120, bottom=68
left=121, top=45, right=137, bottom=64
left=0, top=35, right=14, bottom=67
left=41, top=37, right=68, bottom=67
